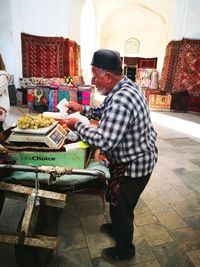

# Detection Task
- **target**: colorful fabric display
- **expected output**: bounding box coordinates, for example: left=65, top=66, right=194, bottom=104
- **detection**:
left=76, top=90, right=91, bottom=105
left=135, top=68, right=153, bottom=88
left=27, top=89, right=34, bottom=112
left=69, top=90, right=78, bottom=102
left=58, top=90, right=64, bottom=103
left=48, top=90, right=59, bottom=112
left=63, top=90, right=69, bottom=101
left=27, top=87, right=49, bottom=113
left=31, top=77, right=51, bottom=86
left=20, top=78, right=35, bottom=88
left=77, top=91, right=82, bottom=104
left=58, top=90, right=69, bottom=103
left=52, top=77, right=66, bottom=85
left=81, top=91, right=90, bottom=105
left=53, top=90, right=59, bottom=111
left=23, top=80, right=94, bottom=112
left=58, top=86, right=69, bottom=90
left=49, top=89, right=71, bottom=112
left=48, top=90, right=55, bottom=112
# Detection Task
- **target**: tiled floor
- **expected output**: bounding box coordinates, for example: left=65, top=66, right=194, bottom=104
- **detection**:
left=0, top=107, right=200, bottom=267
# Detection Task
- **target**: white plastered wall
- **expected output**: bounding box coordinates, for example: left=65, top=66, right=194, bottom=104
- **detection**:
left=0, top=0, right=85, bottom=87
left=0, top=0, right=200, bottom=87
left=98, top=3, right=169, bottom=75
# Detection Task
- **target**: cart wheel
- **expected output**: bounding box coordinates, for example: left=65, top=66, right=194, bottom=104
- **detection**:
left=15, top=206, right=61, bottom=267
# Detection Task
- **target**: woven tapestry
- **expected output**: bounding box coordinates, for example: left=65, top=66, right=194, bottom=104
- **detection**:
left=76, top=44, right=81, bottom=76
left=138, top=58, right=157, bottom=69
left=172, top=39, right=200, bottom=92
left=65, top=39, right=77, bottom=77
left=27, top=87, right=49, bottom=113
left=21, top=33, right=69, bottom=78
left=159, top=41, right=181, bottom=92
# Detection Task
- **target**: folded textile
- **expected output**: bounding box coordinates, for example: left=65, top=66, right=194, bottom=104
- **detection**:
left=82, top=91, right=90, bottom=105
left=69, top=90, right=78, bottom=102
left=48, top=90, right=55, bottom=112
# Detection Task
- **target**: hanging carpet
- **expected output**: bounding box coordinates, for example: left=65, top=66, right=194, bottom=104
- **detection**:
left=21, top=33, right=69, bottom=78
left=172, top=39, right=200, bottom=91
left=159, top=40, right=181, bottom=92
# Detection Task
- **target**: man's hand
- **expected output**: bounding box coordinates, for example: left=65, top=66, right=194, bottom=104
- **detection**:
left=65, top=117, right=79, bottom=131
left=67, top=101, right=83, bottom=114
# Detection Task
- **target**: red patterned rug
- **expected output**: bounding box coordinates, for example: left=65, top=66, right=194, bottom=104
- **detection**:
left=173, top=39, right=200, bottom=92
left=21, top=33, right=69, bottom=78
left=138, top=58, right=157, bottom=69
left=65, top=39, right=77, bottom=77
left=159, top=40, right=181, bottom=92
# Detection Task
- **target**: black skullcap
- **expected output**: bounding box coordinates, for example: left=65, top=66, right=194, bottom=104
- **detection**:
left=91, top=49, right=122, bottom=70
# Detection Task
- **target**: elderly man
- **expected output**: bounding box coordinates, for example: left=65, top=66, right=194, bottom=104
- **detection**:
left=65, top=49, right=158, bottom=263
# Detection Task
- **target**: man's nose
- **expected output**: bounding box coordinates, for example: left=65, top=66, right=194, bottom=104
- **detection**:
left=91, top=77, right=95, bottom=85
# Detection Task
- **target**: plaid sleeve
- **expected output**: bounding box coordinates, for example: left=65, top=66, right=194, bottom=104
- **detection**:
left=83, top=102, right=105, bottom=120
left=76, top=103, right=131, bottom=151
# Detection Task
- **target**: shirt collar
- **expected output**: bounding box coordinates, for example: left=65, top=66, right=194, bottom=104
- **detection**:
left=105, top=76, right=127, bottom=102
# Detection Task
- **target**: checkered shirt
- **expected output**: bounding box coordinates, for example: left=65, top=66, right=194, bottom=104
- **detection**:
left=76, top=76, right=158, bottom=178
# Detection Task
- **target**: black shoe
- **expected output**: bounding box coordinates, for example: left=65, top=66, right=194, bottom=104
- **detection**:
left=99, top=223, right=115, bottom=240
left=101, top=246, right=135, bottom=263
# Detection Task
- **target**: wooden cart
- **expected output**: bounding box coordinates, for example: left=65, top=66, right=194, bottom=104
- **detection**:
left=0, top=164, right=106, bottom=267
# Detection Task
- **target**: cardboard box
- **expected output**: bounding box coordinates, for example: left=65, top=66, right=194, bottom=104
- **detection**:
left=8, top=148, right=91, bottom=169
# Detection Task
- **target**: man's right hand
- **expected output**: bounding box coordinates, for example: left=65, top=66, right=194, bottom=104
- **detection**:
left=65, top=117, right=79, bottom=131
left=67, top=101, right=83, bottom=114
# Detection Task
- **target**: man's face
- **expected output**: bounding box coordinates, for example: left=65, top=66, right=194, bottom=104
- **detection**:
left=91, top=66, right=111, bottom=96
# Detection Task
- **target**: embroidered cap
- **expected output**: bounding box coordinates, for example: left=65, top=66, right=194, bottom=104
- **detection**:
left=91, top=49, right=122, bottom=70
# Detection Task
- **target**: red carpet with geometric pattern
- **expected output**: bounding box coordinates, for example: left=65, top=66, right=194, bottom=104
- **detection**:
left=173, top=39, right=200, bottom=92
left=159, top=40, right=181, bottom=92
left=160, top=38, right=200, bottom=113
left=21, top=33, right=77, bottom=78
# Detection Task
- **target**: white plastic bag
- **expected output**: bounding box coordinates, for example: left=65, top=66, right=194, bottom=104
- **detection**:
left=67, top=112, right=90, bottom=125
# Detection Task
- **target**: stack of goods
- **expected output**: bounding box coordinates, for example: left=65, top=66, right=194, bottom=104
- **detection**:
left=136, top=68, right=162, bottom=106
left=136, top=68, right=159, bottom=90
left=136, top=68, right=153, bottom=88
left=19, top=77, right=92, bottom=113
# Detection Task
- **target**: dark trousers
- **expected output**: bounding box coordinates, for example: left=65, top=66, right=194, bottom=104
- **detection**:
left=109, top=173, right=151, bottom=257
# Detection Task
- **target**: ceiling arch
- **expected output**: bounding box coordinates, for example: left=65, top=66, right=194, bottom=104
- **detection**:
left=80, top=0, right=172, bottom=81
